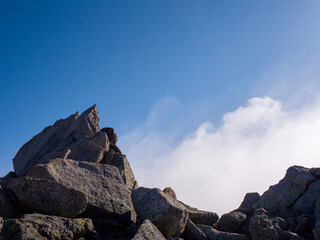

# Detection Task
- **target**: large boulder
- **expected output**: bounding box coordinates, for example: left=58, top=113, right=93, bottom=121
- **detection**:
left=254, top=166, right=317, bottom=215
left=101, top=152, right=137, bottom=189
left=26, top=158, right=136, bottom=222
left=13, top=105, right=103, bottom=176
left=197, top=224, right=247, bottom=240
left=0, top=213, right=94, bottom=240
left=131, top=219, right=166, bottom=240
left=7, top=177, right=87, bottom=217
left=217, top=211, right=246, bottom=233
left=131, top=187, right=188, bottom=238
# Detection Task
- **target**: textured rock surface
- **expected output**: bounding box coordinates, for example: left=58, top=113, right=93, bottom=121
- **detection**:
left=249, top=210, right=303, bottom=240
left=101, top=127, right=118, bottom=144
left=197, top=224, right=247, bottom=240
left=0, top=213, right=94, bottom=240
left=7, top=177, right=87, bottom=217
left=181, top=219, right=207, bottom=240
left=131, top=187, right=188, bottom=238
left=27, top=158, right=136, bottom=222
left=101, top=152, right=137, bottom=189
left=254, top=166, right=317, bottom=214
left=131, top=219, right=166, bottom=240
left=188, top=209, right=219, bottom=226
left=217, top=211, right=246, bottom=233
left=163, top=187, right=177, bottom=200
left=13, top=105, right=101, bottom=176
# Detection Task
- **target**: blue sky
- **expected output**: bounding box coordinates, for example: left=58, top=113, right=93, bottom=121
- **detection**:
left=2, top=1, right=320, bottom=213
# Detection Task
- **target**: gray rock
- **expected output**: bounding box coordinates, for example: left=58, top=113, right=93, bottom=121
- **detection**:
left=239, top=192, right=260, bottom=209
left=26, top=158, right=136, bottom=222
left=291, top=179, right=320, bottom=216
left=101, top=127, right=118, bottom=144
left=181, top=219, right=207, bottom=240
left=67, top=132, right=109, bottom=163
left=163, top=187, right=177, bottom=200
left=197, top=224, right=247, bottom=240
left=7, top=177, right=87, bottom=217
left=254, top=166, right=317, bottom=214
left=101, top=152, right=137, bottom=189
left=249, top=210, right=304, bottom=240
left=0, top=213, right=94, bottom=240
left=217, top=211, right=246, bottom=233
left=131, top=187, right=188, bottom=238
left=13, top=105, right=101, bottom=176
left=131, top=219, right=166, bottom=240
left=188, top=209, right=219, bottom=226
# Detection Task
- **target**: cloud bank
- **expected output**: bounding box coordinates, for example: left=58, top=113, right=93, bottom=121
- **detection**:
left=119, top=96, right=320, bottom=216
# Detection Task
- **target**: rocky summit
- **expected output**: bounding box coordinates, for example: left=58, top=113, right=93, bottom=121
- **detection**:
left=1, top=106, right=320, bottom=239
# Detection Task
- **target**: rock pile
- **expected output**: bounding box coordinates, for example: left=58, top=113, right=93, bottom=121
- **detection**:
left=1, top=105, right=320, bottom=239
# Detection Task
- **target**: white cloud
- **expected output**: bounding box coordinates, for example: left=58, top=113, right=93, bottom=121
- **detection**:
left=119, top=96, right=320, bottom=216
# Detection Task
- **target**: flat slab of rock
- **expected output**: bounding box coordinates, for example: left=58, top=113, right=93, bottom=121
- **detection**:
left=131, top=219, right=166, bottom=240
left=13, top=105, right=102, bottom=176
left=197, top=224, right=247, bottom=240
left=7, top=177, right=87, bottom=217
left=254, top=166, right=317, bottom=214
left=0, top=213, right=94, bottom=240
left=188, top=209, right=219, bottom=226
left=27, top=158, right=136, bottom=222
left=131, top=187, right=188, bottom=238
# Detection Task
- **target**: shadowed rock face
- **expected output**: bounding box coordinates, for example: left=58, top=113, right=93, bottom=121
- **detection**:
left=26, top=158, right=136, bottom=222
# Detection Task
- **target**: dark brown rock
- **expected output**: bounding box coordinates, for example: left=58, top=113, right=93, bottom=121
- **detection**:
left=0, top=188, right=21, bottom=219
left=0, top=213, right=94, bottom=240
left=131, top=219, right=166, bottom=240
left=131, top=187, right=188, bottom=238
left=101, top=127, right=118, bottom=144
left=27, top=158, right=136, bottom=222
left=7, top=177, right=87, bottom=217
left=217, top=211, right=246, bottom=233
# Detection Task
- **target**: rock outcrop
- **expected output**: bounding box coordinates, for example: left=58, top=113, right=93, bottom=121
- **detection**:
left=3, top=105, right=320, bottom=239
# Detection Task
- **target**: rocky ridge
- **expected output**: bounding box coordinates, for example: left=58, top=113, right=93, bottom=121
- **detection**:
left=1, top=105, right=320, bottom=239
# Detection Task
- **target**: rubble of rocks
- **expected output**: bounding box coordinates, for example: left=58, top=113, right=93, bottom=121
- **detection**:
left=1, top=105, right=320, bottom=239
